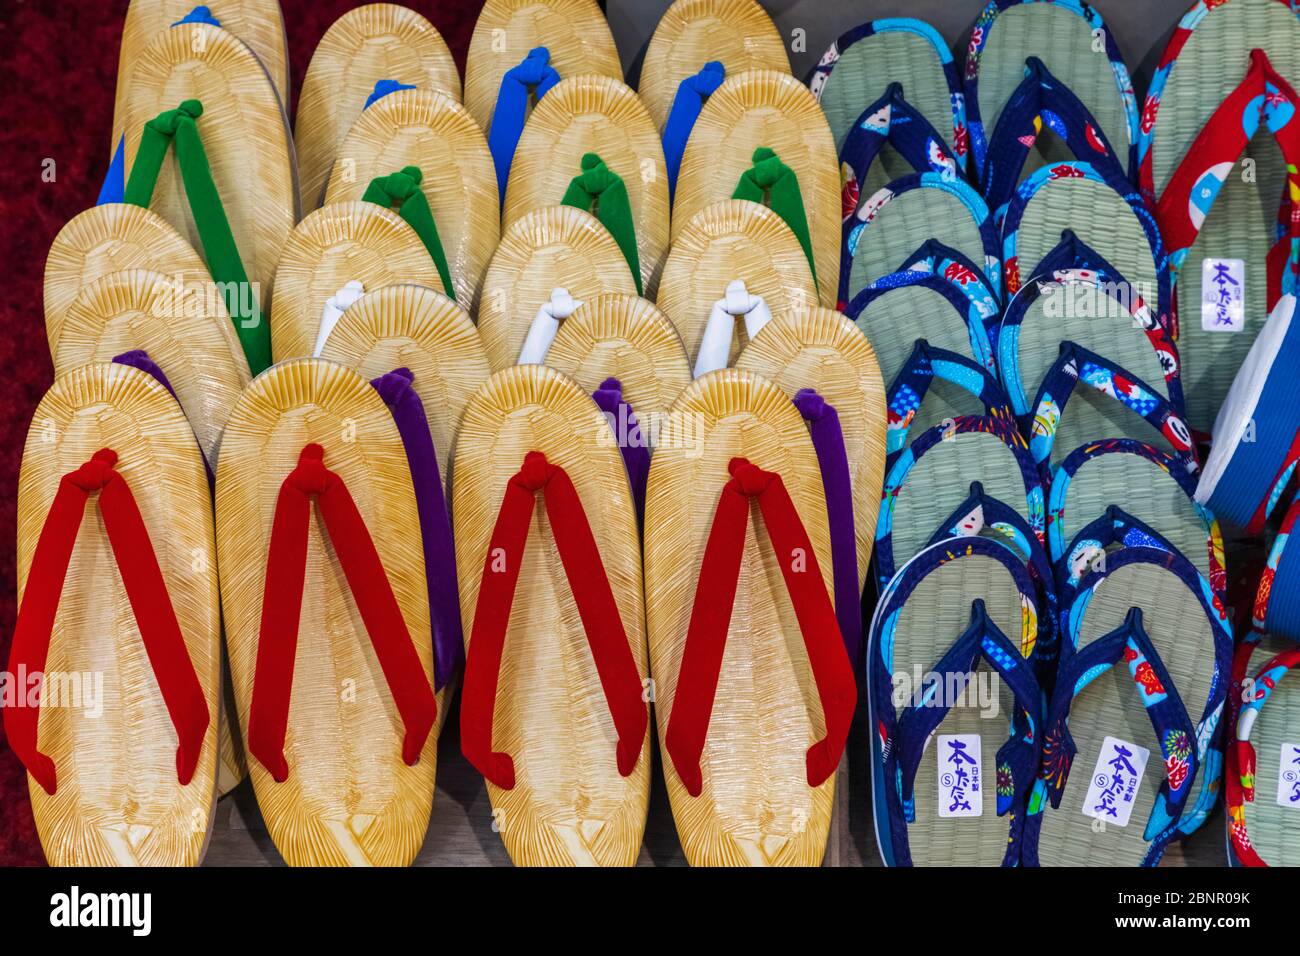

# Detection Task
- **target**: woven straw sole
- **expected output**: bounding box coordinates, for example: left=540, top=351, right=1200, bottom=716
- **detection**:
left=477, top=205, right=639, bottom=371
left=638, top=0, right=788, bottom=131
left=44, top=204, right=210, bottom=360
left=736, top=307, right=886, bottom=590
left=658, top=200, right=817, bottom=369
left=18, top=363, right=220, bottom=866
left=503, top=74, right=670, bottom=298
left=1238, top=634, right=1300, bottom=867
left=216, top=358, right=435, bottom=867
left=1034, top=562, right=1217, bottom=866
left=452, top=364, right=649, bottom=866
left=269, top=201, right=442, bottom=362
left=674, top=70, right=841, bottom=306
left=118, top=23, right=297, bottom=307
left=463, top=0, right=622, bottom=133
left=295, top=2, right=461, bottom=211
left=324, top=88, right=499, bottom=312
left=643, top=368, right=836, bottom=866
left=543, top=292, right=693, bottom=420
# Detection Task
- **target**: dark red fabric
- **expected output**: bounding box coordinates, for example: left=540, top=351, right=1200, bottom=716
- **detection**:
left=664, top=458, right=857, bottom=798
left=4, top=449, right=210, bottom=796
left=0, top=0, right=483, bottom=863
left=248, top=444, right=436, bottom=781
left=460, top=451, right=648, bottom=790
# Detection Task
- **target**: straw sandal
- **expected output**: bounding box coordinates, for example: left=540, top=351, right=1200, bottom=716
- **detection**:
left=1025, top=548, right=1231, bottom=865
left=964, top=0, right=1137, bottom=184
left=658, top=200, right=816, bottom=370
left=269, top=201, right=441, bottom=362
left=454, top=365, right=650, bottom=866
left=674, top=69, right=840, bottom=307
left=477, top=205, right=638, bottom=371
left=868, top=536, right=1042, bottom=865
left=644, top=368, right=856, bottom=866
left=324, top=89, right=498, bottom=310
left=8, top=362, right=220, bottom=865
left=216, top=359, right=437, bottom=866
left=295, top=3, right=460, bottom=212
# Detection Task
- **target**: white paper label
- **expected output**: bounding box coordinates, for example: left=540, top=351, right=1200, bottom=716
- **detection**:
left=1201, top=258, right=1245, bottom=332
left=1276, top=742, right=1300, bottom=809
left=936, top=733, right=983, bottom=818
left=1082, top=735, right=1150, bottom=828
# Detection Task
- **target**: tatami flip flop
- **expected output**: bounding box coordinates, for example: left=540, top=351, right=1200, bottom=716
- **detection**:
left=964, top=0, right=1137, bottom=183
left=295, top=3, right=461, bottom=211
left=673, top=69, right=840, bottom=306
left=644, top=368, right=856, bottom=866
left=1024, top=547, right=1231, bottom=865
left=8, top=362, right=220, bottom=865
left=867, top=536, right=1043, bottom=865
left=657, top=200, right=816, bottom=370
left=454, top=364, right=650, bottom=866
left=216, top=359, right=438, bottom=866
left=269, top=200, right=441, bottom=362
left=323, top=89, right=499, bottom=311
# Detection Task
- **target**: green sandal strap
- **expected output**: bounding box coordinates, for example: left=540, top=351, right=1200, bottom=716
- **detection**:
left=361, top=166, right=456, bottom=302
left=123, top=99, right=270, bottom=374
left=732, top=146, right=817, bottom=291
left=560, top=153, right=642, bottom=295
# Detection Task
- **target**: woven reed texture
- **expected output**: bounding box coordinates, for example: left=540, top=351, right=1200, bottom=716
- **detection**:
left=44, top=204, right=210, bottom=360
left=269, top=201, right=441, bottom=362
left=323, top=88, right=499, bottom=311
left=1239, top=634, right=1300, bottom=866
left=452, top=364, right=649, bottom=866
left=657, top=200, right=816, bottom=368
left=502, top=75, right=669, bottom=298
left=975, top=3, right=1131, bottom=181
left=113, top=0, right=290, bottom=150
left=318, top=283, right=491, bottom=486
left=855, top=284, right=978, bottom=389
left=642, top=368, right=836, bottom=865
left=735, top=307, right=887, bottom=591
left=1013, top=178, right=1159, bottom=321
left=463, top=0, right=622, bottom=133
left=1034, top=562, right=1217, bottom=866
left=295, top=3, right=462, bottom=212
left=1057, top=450, right=1214, bottom=583
left=215, top=358, right=435, bottom=866
left=890, top=431, right=1033, bottom=576
left=543, top=293, right=692, bottom=420
left=847, top=188, right=987, bottom=303
left=888, top=549, right=1030, bottom=866
left=1050, top=388, right=1175, bottom=471
left=477, top=205, right=638, bottom=371
left=118, top=23, right=297, bottom=308
left=53, top=269, right=250, bottom=467
left=18, top=363, right=219, bottom=866
left=673, top=70, right=841, bottom=306
left=637, top=0, right=789, bottom=131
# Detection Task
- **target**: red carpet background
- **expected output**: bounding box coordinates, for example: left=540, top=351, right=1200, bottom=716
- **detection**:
left=0, top=0, right=485, bottom=867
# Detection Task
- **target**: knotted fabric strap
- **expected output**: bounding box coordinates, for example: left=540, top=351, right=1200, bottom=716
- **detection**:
left=4, top=449, right=210, bottom=795
left=314, top=279, right=366, bottom=357
left=592, top=377, right=650, bottom=520
left=693, top=279, right=772, bottom=377
left=371, top=368, right=463, bottom=691
left=561, top=153, right=643, bottom=295
left=362, top=166, right=456, bottom=301
left=793, top=389, right=861, bottom=667
left=664, top=457, right=856, bottom=797
left=460, top=451, right=648, bottom=789
left=662, top=60, right=725, bottom=203
left=123, top=99, right=270, bottom=374
left=732, top=146, right=817, bottom=291
left=488, top=46, right=561, bottom=204
left=517, top=287, right=580, bottom=364
left=248, top=443, right=436, bottom=781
